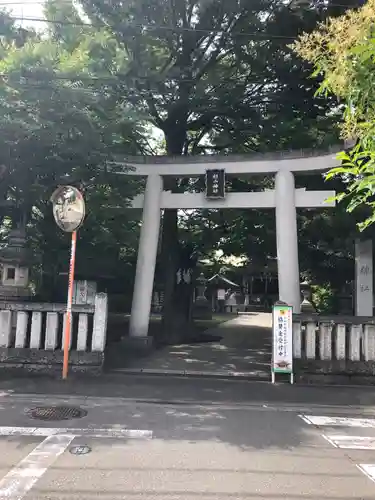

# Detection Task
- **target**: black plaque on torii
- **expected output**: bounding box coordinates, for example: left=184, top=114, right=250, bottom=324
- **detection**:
left=205, top=169, right=226, bottom=199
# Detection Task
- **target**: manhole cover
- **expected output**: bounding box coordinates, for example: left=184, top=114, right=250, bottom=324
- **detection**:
left=26, top=405, right=87, bottom=421
left=70, top=445, right=91, bottom=455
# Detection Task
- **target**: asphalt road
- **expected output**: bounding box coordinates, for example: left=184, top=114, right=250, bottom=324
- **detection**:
left=0, top=377, right=375, bottom=499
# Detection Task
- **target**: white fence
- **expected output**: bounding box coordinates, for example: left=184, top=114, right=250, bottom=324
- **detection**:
left=293, top=315, right=375, bottom=361
left=0, top=293, right=108, bottom=353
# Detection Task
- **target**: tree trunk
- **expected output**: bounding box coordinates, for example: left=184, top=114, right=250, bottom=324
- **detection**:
left=157, top=128, right=194, bottom=344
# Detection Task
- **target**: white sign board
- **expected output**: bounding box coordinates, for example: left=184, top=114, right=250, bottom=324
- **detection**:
left=355, top=239, right=373, bottom=316
left=272, top=304, right=293, bottom=383
left=217, top=289, right=226, bottom=300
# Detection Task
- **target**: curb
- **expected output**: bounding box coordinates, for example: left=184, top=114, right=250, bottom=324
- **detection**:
left=108, top=367, right=271, bottom=381
left=106, top=369, right=375, bottom=387
left=5, top=393, right=375, bottom=413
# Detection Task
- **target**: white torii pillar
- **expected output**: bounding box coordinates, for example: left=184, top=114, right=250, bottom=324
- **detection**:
left=129, top=174, right=163, bottom=338
left=128, top=171, right=334, bottom=334
left=275, top=170, right=301, bottom=313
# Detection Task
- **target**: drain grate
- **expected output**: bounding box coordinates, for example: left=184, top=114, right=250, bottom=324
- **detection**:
left=26, top=405, right=87, bottom=421
left=70, top=445, right=91, bottom=455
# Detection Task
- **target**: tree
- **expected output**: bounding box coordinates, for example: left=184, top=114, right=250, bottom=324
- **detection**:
left=76, top=0, right=356, bottom=340
left=0, top=4, right=147, bottom=298
left=292, top=0, right=375, bottom=229
left=0, top=0, right=361, bottom=326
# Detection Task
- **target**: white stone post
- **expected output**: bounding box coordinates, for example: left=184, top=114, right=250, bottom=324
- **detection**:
left=44, top=312, right=58, bottom=350
left=335, top=324, right=346, bottom=360
left=129, top=174, right=163, bottom=338
left=92, top=293, right=108, bottom=351
left=355, top=239, right=373, bottom=316
left=275, top=170, right=301, bottom=312
left=292, top=321, right=302, bottom=358
left=30, top=311, right=42, bottom=349
left=0, top=310, right=12, bottom=347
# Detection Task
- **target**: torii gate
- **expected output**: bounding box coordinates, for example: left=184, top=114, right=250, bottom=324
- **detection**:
left=110, top=148, right=339, bottom=341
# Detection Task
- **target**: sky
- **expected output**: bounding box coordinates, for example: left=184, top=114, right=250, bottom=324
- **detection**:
left=1, top=0, right=44, bottom=18
left=0, top=0, right=54, bottom=30
left=2, top=0, right=90, bottom=31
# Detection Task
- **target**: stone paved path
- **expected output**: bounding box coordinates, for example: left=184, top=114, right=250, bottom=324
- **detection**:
left=109, top=313, right=272, bottom=379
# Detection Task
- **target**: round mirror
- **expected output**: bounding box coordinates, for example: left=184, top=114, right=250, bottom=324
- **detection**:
left=51, top=186, right=85, bottom=233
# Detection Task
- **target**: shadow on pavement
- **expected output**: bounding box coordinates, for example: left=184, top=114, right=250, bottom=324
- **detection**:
left=106, top=315, right=272, bottom=378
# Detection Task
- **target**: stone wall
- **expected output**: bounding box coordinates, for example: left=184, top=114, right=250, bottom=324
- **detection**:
left=293, top=313, right=375, bottom=384
left=0, top=293, right=108, bottom=374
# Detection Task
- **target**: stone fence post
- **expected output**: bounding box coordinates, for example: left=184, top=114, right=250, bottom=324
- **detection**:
left=92, top=293, right=108, bottom=352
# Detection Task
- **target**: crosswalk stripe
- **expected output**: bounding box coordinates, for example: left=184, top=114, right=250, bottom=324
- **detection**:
left=0, top=426, right=153, bottom=439
left=300, top=414, right=375, bottom=484
left=0, top=434, right=74, bottom=499
left=322, top=434, right=375, bottom=450
left=358, top=465, right=375, bottom=483
left=300, top=415, right=375, bottom=428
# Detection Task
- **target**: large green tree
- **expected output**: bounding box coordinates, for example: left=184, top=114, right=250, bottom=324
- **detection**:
left=293, top=0, right=375, bottom=230
left=75, top=0, right=357, bottom=339
left=0, top=0, right=363, bottom=327
left=0, top=4, right=147, bottom=298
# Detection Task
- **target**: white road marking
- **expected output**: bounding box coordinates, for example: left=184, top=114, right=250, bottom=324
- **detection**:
left=358, top=464, right=375, bottom=483
left=0, top=434, right=74, bottom=499
left=300, top=415, right=375, bottom=428
left=321, top=434, right=339, bottom=448
left=323, top=434, right=375, bottom=450
left=0, top=426, right=152, bottom=439
left=301, top=415, right=375, bottom=486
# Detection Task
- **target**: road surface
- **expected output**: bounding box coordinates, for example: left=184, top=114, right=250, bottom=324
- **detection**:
left=0, top=377, right=374, bottom=499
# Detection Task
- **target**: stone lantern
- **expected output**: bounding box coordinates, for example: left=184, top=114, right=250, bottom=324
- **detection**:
left=300, top=280, right=316, bottom=313
left=193, top=272, right=212, bottom=320
left=196, top=273, right=207, bottom=300
left=0, top=228, right=33, bottom=301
